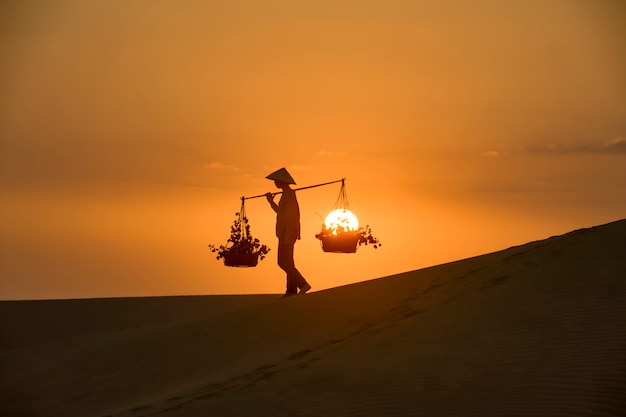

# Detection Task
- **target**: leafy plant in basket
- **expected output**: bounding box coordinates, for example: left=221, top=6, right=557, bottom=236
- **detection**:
left=315, top=222, right=381, bottom=253
left=208, top=199, right=270, bottom=267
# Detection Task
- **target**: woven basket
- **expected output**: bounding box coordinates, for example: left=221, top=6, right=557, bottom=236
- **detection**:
left=223, top=252, right=259, bottom=267
left=321, top=232, right=359, bottom=253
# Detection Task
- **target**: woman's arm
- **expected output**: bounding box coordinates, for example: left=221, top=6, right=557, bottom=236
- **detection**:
left=265, top=193, right=279, bottom=213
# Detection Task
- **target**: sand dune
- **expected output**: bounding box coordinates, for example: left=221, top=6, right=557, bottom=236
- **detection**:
left=2, top=219, right=625, bottom=417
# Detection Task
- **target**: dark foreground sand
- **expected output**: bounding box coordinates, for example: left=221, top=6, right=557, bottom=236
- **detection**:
left=2, top=219, right=625, bottom=417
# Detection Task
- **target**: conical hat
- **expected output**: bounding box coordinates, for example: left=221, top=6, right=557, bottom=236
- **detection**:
left=266, top=167, right=296, bottom=184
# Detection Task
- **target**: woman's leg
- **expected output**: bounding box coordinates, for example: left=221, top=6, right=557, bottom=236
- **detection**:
left=278, top=238, right=298, bottom=294
left=278, top=238, right=308, bottom=293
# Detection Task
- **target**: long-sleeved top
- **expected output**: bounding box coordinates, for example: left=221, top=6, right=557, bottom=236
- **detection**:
left=274, top=188, right=301, bottom=241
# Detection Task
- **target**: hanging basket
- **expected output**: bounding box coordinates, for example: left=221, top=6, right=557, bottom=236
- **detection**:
left=208, top=197, right=270, bottom=268
left=320, top=231, right=360, bottom=253
left=315, top=179, right=380, bottom=254
left=223, top=252, right=259, bottom=267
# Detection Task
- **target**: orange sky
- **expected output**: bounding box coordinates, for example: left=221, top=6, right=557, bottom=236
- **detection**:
left=1, top=0, right=625, bottom=300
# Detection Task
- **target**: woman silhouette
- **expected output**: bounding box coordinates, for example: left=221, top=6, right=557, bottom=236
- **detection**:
left=265, top=168, right=311, bottom=296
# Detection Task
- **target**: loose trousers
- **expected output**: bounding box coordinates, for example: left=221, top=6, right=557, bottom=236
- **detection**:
left=277, top=237, right=308, bottom=294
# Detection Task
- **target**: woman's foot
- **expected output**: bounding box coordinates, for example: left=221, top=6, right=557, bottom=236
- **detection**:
left=299, top=283, right=311, bottom=294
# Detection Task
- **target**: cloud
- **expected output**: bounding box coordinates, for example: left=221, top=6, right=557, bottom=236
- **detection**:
left=479, top=138, right=626, bottom=158
left=523, top=138, right=626, bottom=155
left=203, top=162, right=240, bottom=170
left=317, top=150, right=348, bottom=157
left=288, top=164, right=313, bottom=172
left=600, top=137, right=626, bottom=153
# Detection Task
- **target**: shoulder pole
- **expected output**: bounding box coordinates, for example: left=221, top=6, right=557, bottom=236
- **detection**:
left=243, top=178, right=345, bottom=200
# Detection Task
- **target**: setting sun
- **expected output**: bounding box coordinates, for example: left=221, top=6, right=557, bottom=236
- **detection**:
left=324, top=209, right=359, bottom=233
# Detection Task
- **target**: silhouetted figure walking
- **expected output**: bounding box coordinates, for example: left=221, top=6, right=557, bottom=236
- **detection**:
left=265, top=168, right=311, bottom=296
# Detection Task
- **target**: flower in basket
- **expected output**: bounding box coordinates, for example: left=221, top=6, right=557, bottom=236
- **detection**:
left=208, top=211, right=270, bottom=267
left=315, top=209, right=381, bottom=253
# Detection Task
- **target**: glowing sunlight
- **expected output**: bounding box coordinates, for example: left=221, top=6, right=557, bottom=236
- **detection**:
left=324, top=209, right=359, bottom=233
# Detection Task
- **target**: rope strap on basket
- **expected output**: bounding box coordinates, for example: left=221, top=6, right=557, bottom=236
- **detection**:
left=238, top=197, right=249, bottom=242
left=332, top=179, right=351, bottom=212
